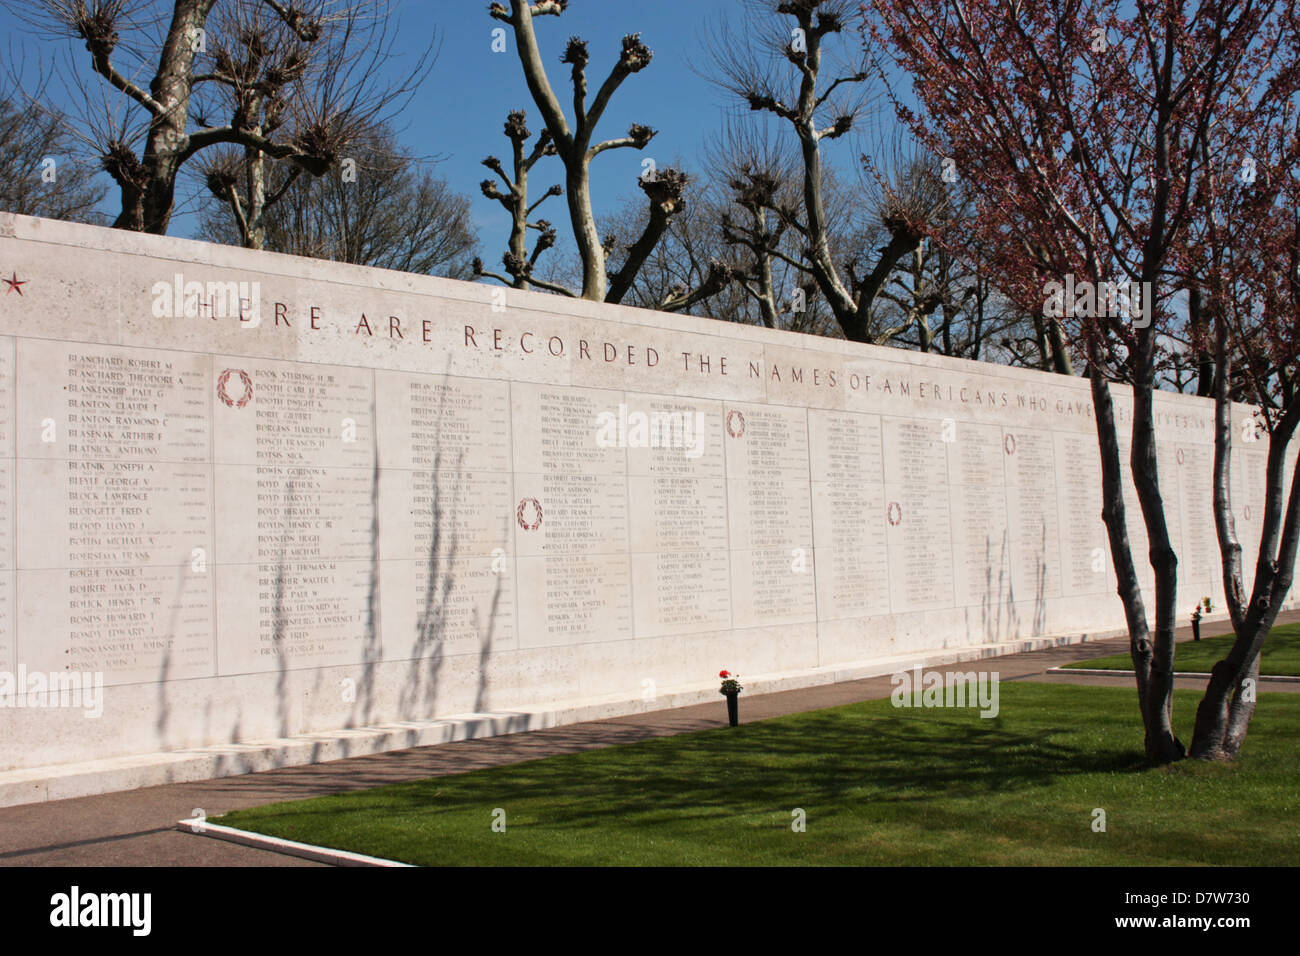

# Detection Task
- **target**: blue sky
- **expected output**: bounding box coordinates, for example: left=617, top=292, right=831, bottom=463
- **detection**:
left=397, top=0, right=744, bottom=253
left=0, top=0, right=888, bottom=258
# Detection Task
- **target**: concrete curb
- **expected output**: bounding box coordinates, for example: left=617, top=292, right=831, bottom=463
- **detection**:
left=177, top=819, right=412, bottom=867
left=1047, top=666, right=1300, bottom=682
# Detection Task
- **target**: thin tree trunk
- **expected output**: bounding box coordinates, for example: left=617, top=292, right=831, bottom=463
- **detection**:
left=1221, top=651, right=1262, bottom=756
left=243, top=144, right=267, bottom=249
left=566, top=159, right=605, bottom=300
left=1192, top=324, right=1300, bottom=757
left=1030, top=311, right=1052, bottom=370
left=510, top=146, right=530, bottom=290
left=1189, top=288, right=1215, bottom=397
left=1087, top=340, right=1154, bottom=722
left=1046, top=315, right=1073, bottom=375
left=752, top=207, right=779, bottom=328
left=757, top=257, right=778, bottom=329
left=1130, top=371, right=1185, bottom=762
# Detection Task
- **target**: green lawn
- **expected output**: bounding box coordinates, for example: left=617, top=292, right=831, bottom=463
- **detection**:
left=215, top=683, right=1300, bottom=866
left=1063, top=623, right=1300, bottom=676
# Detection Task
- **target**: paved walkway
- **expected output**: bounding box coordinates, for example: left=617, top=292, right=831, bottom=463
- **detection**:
left=2, top=611, right=1296, bottom=866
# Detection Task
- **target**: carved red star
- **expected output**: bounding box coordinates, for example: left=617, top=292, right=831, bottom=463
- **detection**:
left=3, top=273, right=25, bottom=296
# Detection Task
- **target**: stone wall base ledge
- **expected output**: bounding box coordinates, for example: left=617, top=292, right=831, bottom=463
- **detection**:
left=0, top=622, right=1129, bottom=809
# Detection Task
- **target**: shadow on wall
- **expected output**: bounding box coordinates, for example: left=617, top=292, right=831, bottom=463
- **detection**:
left=963, top=517, right=1052, bottom=648
left=1032, top=518, right=1049, bottom=638
left=148, top=354, right=509, bottom=773
left=475, top=512, right=509, bottom=715
left=395, top=353, right=510, bottom=722
left=151, top=558, right=190, bottom=751
left=972, top=529, right=1016, bottom=644
left=400, top=356, right=463, bottom=722
left=351, top=394, right=383, bottom=730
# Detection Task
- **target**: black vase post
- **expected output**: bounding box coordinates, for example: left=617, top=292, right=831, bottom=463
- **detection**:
left=1193, top=618, right=1201, bottom=642
left=725, top=691, right=739, bottom=727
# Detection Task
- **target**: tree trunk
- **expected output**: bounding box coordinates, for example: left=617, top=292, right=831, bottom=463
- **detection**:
left=1130, top=372, right=1185, bottom=762
left=508, top=133, right=531, bottom=290
left=117, top=0, right=213, bottom=235
left=1046, top=315, right=1074, bottom=375
left=1189, top=288, right=1214, bottom=397
left=1030, top=311, right=1052, bottom=370
left=799, top=136, right=855, bottom=335
left=243, top=143, right=267, bottom=250
left=139, top=149, right=183, bottom=235
left=755, top=208, right=778, bottom=329
left=917, top=318, right=933, bottom=352
left=566, top=161, right=605, bottom=300
left=1221, top=651, right=1262, bottom=757
left=757, top=256, right=778, bottom=328
left=112, top=183, right=146, bottom=232
left=1192, top=633, right=1266, bottom=760
left=1191, top=329, right=1300, bottom=758
left=1087, top=350, right=1154, bottom=722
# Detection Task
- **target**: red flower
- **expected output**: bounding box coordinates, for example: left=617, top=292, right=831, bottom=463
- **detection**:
left=719, top=670, right=730, bottom=678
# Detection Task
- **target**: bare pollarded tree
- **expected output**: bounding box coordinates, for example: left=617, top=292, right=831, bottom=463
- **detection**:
left=605, top=166, right=731, bottom=310
left=199, top=119, right=477, bottom=278
left=488, top=1, right=705, bottom=304
left=706, top=118, right=808, bottom=330
left=597, top=169, right=733, bottom=315
left=474, top=110, right=565, bottom=292
left=866, top=153, right=1033, bottom=363
left=883, top=231, right=1029, bottom=364
left=595, top=164, right=840, bottom=333
left=186, top=0, right=407, bottom=250
left=11, top=0, right=432, bottom=236
left=704, top=0, right=950, bottom=343
left=598, top=182, right=747, bottom=321
left=704, top=113, right=960, bottom=341
left=0, top=84, right=106, bottom=222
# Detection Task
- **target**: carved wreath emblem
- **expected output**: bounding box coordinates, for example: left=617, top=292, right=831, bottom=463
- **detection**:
left=726, top=409, right=746, bottom=439
left=516, top=497, right=543, bottom=531
left=887, top=501, right=903, bottom=527
left=217, top=369, right=254, bottom=409
left=1003, top=433, right=1017, bottom=456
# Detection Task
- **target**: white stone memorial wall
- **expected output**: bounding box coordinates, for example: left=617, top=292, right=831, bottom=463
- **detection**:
left=0, top=213, right=1292, bottom=775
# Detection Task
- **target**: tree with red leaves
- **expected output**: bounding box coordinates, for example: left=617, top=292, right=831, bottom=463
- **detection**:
left=870, top=0, right=1300, bottom=762
left=1175, top=66, right=1300, bottom=758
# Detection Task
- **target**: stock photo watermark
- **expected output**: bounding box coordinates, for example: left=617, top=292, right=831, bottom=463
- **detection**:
left=890, top=667, right=1000, bottom=719
left=49, top=886, right=151, bottom=936
left=151, top=273, right=261, bottom=327
left=1042, top=275, right=1152, bottom=328
left=594, top=402, right=706, bottom=459
left=0, top=666, right=104, bottom=718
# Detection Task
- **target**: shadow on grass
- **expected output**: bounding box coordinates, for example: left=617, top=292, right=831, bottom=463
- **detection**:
left=1065, top=622, right=1300, bottom=675
left=225, top=696, right=1152, bottom=834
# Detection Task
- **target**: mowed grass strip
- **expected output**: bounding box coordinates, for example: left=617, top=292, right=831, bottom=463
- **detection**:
left=215, top=683, right=1300, bottom=866
left=1064, top=623, right=1300, bottom=676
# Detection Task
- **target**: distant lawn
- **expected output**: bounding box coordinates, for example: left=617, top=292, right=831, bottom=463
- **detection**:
left=1064, top=623, right=1300, bottom=676
left=215, top=683, right=1300, bottom=866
